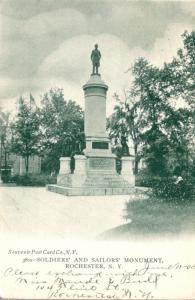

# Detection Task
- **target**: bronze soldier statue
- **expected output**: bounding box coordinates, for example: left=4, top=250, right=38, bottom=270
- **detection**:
left=91, top=44, right=101, bottom=75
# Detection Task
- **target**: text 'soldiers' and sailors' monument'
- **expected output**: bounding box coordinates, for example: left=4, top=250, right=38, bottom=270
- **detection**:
left=47, top=44, right=135, bottom=196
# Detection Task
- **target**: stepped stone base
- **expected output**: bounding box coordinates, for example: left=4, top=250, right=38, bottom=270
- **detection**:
left=47, top=184, right=135, bottom=196
left=57, top=173, right=132, bottom=187
left=47, top=172, right=135, bottom=196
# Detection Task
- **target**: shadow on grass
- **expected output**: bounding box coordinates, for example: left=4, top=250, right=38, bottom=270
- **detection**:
left=98, top=197, right=195, bottom=240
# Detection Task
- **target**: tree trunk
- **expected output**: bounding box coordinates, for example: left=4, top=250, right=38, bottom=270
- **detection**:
left=25, top=156, right=29, bottom=175
left=4, top=151, right=7, bottom=168
left=134, top=158, right=139, bottom=175
left=134, top=143, right=139, bottom=175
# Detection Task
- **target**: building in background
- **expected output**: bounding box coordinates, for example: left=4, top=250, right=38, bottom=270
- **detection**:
left=8, top=155, right=41, bottom=175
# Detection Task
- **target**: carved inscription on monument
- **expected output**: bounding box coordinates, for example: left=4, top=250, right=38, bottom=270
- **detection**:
left=89, top=158, right=114, bottom=169
left=92, top=141, right=109, bottom=149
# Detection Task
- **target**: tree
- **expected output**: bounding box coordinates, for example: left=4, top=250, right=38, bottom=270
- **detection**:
left=131, top=58, right=178, bottom=175
left=109, top=37, right=194, bottom=177
left=0, top=110, right=11, bottom=168
left=160, top=31, right=195, bottom=173
left=40, top=88, right=84, bottom=173
left=11, top=96, right=41, bottom=174
left=0, top=109, right=11, bottom=181
left=107, top=92, right=145, bottom=174
left=163, top=31, right=195, bottom=107
left=131, top=56, right=194, bottom=176
left=108, top=58, right=173, bottom=175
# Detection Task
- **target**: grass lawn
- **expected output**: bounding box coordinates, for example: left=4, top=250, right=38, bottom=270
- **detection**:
left=99, top=197, right=195, bottom=240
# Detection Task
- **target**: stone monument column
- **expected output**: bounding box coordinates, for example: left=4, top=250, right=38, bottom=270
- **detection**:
left=57, top=157, right=71, bottom=186
left=72, top=155, right=87, bottom=187
left=83, top=74, right=116, bottom=175
left=59, top=157, right=71, bottom=175
left=83, top=74, right=111, bottom=155
left=121, top=156, right=135, bottom=186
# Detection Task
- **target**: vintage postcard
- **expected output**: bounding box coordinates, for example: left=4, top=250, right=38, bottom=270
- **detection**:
left=0, top=0, right=195, bottom=299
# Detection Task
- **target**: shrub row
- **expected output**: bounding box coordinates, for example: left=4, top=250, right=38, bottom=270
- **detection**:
left=152, top=177, right=195, bottom=203
left=10, top=174, right=57, bottom=186
left=136, top=169, right=195, bottom=203
left=135, top=170, right=162, bottom=187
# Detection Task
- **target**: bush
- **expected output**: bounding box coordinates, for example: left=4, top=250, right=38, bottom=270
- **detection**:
left=135, top=169, right=163, bottom=187
left=10, top=173, right=57, bottom=186
left=153, top=176, right=195, bottom=203
left=136, top=168, right=195, bottom=203
left=1, top=166, right=12, bottom=183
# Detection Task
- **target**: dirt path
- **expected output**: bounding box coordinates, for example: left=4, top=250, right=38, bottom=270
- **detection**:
left=0, top=187, right=132, bottom=240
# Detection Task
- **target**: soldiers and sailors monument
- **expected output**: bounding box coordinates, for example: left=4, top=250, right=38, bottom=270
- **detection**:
left=47, top=44, right=135, bottom=196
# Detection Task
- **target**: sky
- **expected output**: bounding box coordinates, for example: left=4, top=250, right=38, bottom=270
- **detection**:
left=0, top=0, right=194, bottom=116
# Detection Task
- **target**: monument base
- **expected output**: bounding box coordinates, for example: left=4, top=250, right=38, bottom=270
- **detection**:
left=47, top=153, right=135, bottom=196
left=47, top=169, right=135, bottom=196
left=47, top=184, right=135, bottom=196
